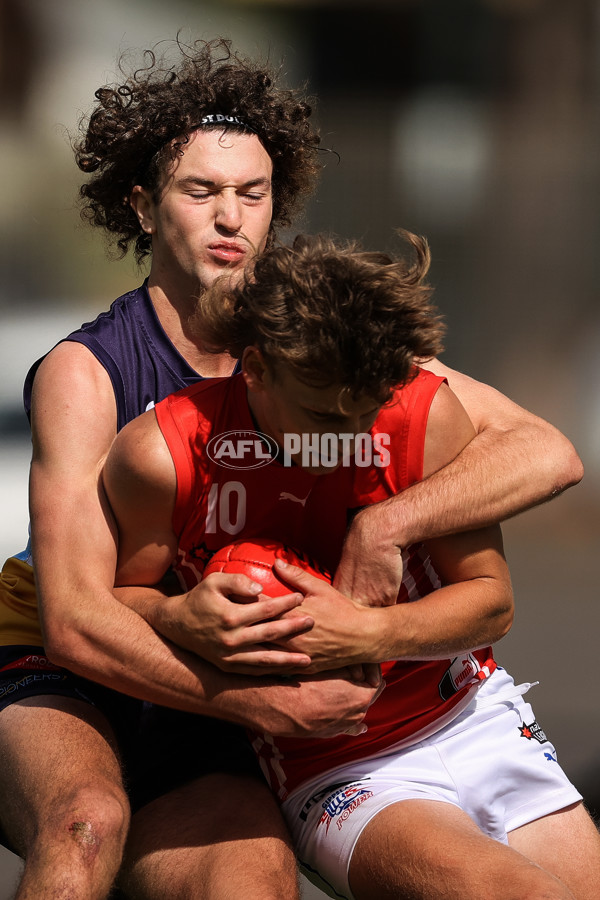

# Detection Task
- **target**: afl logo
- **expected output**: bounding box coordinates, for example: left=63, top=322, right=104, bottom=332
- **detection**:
left=206, top=430, right=277, bottom=469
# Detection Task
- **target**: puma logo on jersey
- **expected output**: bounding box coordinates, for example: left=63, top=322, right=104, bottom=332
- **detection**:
left=279, top=491, right=310, bottom=507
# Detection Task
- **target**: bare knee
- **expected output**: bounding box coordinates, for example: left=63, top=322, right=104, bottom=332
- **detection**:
left=38, top=781, right=130, bottom=862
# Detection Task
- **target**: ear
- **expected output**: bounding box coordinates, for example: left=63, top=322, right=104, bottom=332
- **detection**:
left=130, top=185, right=156, bottom=235
left=242, top=346, right=271, bottom=393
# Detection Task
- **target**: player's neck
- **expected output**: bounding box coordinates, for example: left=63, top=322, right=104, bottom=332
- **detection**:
left=147, top=280, right=237, bottom=377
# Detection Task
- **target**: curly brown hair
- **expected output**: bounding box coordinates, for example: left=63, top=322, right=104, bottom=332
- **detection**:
left=74, top=38, right=321, bottom=262
left=196, top=231, right=445, bottom=403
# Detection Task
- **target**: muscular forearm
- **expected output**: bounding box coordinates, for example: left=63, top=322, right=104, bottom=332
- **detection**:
left=292, top=581, right=512, bottom=672
left=365, top=579, right=512, bottom=663
left=351, top=419, right=582, bottom=553
left=418, top=359, right=583, bottom=541
left=41, top=582, right=230, bottom=713
left=43, top=589, right=377, bottom=736
left=44, top=575, right=311, bottom=703
left=275, top=520, right=514, bottom=673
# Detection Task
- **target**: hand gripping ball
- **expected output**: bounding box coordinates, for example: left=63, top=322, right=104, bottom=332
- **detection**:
left=203, top=538, right=331, bottom=597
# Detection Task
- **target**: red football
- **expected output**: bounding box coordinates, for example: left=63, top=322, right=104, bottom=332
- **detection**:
left=203, top=538, right=331, bottom=596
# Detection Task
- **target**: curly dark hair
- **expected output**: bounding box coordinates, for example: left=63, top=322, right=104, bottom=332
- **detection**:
left=195, top=231, right=445, bottom=403
left=74, top=38, right=321, bottom=262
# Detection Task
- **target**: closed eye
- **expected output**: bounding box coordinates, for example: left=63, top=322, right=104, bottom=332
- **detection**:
left=241, top=192, right=268, bottom=203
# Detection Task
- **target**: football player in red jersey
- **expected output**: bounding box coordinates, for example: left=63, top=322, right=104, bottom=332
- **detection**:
left=104, top=234, right=600, bottom=900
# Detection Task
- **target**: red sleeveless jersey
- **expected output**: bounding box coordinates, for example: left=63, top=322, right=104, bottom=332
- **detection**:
left=155, top=370, right=495, bottom=798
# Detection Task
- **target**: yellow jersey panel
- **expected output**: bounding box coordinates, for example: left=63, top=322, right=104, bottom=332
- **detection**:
left=0, top=556, right=44, bottom=645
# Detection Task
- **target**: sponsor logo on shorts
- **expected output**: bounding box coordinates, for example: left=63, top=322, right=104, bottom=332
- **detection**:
left=299, top=781, right=349, bottom=822
left=519, top=720, right=549, bottom=743
left=316, top=783, right=374, bottom=835
left=0, top=654, right=62, bottom=674
left=438, top=653, right=481, bottom=701
left=0, top=671, right=65, bottom=699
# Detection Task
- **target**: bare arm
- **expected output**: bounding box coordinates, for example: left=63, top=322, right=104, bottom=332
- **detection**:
left=30, top=343, right=210, bottom=708
left=335, top=362, right=583, bottom=605
left=418, top=357, right=583, bottom=530
left=31, top=342, right=353, bottom=731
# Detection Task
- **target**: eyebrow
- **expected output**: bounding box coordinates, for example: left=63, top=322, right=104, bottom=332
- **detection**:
left=177, top=176, right=272, bottom=190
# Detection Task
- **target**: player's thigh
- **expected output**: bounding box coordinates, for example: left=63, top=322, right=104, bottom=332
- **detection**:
left=0, top=695, right=129, bottom=855
left=349, top=799, right=572, bottom=900
left=509, top=801, right=600, bottom=900
left=121, top=772, right=298, bottom=900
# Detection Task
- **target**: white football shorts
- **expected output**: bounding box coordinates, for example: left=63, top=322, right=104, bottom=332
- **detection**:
left=282, top=667, right=582, bottom=900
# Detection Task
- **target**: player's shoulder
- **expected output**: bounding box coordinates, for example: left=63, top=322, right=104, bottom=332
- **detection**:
left=32, top=339, right=115, bottom=416
left=105, top=407, right=173, bottom=496
left=407, top=365, right=446, bottom=393
left=112, top=405, right=163, bottom=456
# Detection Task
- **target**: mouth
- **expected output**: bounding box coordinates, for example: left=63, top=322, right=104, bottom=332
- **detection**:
left=208, top=242, right=247, bottom=264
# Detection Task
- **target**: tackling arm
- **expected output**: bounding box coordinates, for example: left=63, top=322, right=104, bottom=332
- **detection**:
left=419, top=357, right=583, bottom=526
left=30, top=343, right=213, bottom=709
left=335, top=362, right=583, bottom=605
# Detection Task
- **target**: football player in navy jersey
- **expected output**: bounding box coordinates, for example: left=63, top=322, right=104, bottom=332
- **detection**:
left=0, top=35, right=584, bottom=900
left=0, top=38, right=349, bottom=900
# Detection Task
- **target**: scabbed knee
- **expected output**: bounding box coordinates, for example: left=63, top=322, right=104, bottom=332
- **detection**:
left=61, top=785, right=130, bottom=862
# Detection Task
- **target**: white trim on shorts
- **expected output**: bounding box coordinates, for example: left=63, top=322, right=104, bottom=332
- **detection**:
left=282, top=667, right=582, bottom=900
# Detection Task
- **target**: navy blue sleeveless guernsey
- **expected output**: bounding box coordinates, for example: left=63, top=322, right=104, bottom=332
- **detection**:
left=24, top=281, right=211, bottom=429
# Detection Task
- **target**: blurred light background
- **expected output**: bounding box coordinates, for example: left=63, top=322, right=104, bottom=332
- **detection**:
left=0, top=0, right=598, bottom=896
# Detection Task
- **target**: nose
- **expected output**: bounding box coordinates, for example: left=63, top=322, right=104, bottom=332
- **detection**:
left=215, top=190, right=243, bottom=234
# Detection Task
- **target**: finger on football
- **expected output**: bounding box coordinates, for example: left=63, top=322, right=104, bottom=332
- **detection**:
left=272, top=558, right=324, bottom=592
left=203, top=571, right=264, bottom=601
